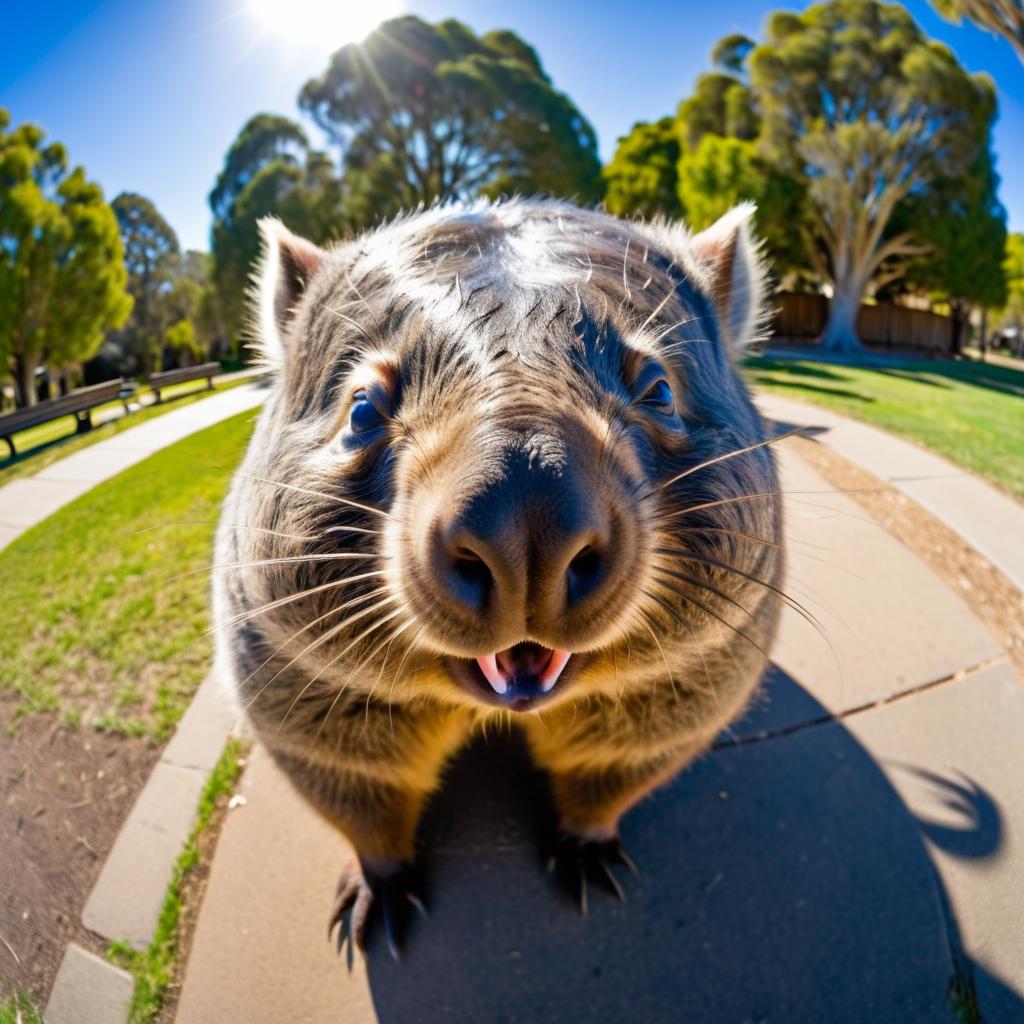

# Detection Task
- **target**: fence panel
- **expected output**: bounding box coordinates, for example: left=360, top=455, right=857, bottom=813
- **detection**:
left=771, top=293, right=952, bottom=355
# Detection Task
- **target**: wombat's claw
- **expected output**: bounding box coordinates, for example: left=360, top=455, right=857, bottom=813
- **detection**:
left=327, top=860, right=424, bottom=966
left=548, top=833, right=638, bottom=915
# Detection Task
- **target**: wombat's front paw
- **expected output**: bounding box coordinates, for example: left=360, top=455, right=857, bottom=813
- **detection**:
left=547, top=832, right=638, bottom=914
left=327, top=854, right=426, bottom=965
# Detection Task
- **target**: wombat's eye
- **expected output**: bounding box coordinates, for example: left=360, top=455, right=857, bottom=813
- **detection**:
left=349, top=389, right=386, bottom=434
left=640, top=378, right=675, bottom=415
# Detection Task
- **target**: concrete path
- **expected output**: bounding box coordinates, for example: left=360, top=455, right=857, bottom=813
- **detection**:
left=756, top=391, right=1024, bottom=592
left=0, top=380, right=267, bottom=553
left=173, top=442, right=1024, bottom=1023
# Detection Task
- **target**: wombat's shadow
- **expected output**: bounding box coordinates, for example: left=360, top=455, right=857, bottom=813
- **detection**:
left=364, top=667, right=1022, bottom=1023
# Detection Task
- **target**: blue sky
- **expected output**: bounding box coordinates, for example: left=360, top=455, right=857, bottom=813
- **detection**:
left=2, top=0, right=1022, bottom=251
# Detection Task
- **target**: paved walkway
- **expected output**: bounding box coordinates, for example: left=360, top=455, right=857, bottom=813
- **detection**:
left=0, top=380, right=267, bottom=553
left=173, top=441, right=1024, bottom=1023
left=756, top=392, right=1024, bottom=591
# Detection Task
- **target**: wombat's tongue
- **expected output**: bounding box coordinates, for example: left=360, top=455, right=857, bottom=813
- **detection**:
left=476, top=643, right=572, bottom=696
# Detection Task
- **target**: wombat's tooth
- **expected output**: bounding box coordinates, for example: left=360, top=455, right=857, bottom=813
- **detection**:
left=540, top=650, right=572, bottom=692
left=476, top=653, right=508, bottom=694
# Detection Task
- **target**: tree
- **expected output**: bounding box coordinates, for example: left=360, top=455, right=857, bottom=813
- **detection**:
left=298, top=16, right=603, bottom=221
left=996, top=233, right=1024, bottom=348
left=750, top=0, right=997, bottom=352
left=603, top=118, right=681, bottom=219
left=0, top=110, right=131, bottom=406
left=164, top=320, right=202, bottom=366
left=209, top=115, right=344, bottom=346
left=111, top=192, right=180, bottom=375
left=930, top=0, right=1024, bottom=63
left=901, top=147, right=1007, bottom=354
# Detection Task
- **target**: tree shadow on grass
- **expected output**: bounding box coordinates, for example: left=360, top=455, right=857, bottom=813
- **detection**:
left=365, top=666, right=1021, bottom=1024
left=752, top=377, right=875, bottom=404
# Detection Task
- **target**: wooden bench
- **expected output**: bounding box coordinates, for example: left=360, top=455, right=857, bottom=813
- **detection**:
left=0, top=379, right=135, bottom=458
left=149, top=362, right=221, bottom=403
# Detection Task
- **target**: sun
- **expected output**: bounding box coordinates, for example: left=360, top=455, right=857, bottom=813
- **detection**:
left=247, top=0, right=406, bottom=50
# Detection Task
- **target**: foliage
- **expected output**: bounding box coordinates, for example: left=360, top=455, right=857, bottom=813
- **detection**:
left=164, top=319, right=201, bottom=363
left=110, top=738, right=247, bottom=1024
left=299, top=15, right=603, bottom=223
left=209, top=114, right=344, bottom=346
left=930, top=0, right=1024, bottom=62
left=676, top=134, right=763, bottom=231
left=0, top=990, right=43, bottom=1024
left=0, top=109, right=132, bottom=406
left=603, top=118, right=681, bottom=219
left=998, top=232, right=1024, bottom=329
left=750, top=0, right=998, bottom=351
left=899, top=147, right=1007, bottom=351
left=0, top=409, right=256, bottom=734
left=745, top=356, right=1024, bottom=498
left=110, top=192, right=181, bottom=375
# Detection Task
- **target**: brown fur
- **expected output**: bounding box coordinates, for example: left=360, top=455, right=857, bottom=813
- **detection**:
left=214, top=198, right=782, bottom=890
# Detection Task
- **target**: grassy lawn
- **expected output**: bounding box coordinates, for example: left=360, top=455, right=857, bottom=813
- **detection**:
left=0, top=408, right=257, bottom=737
left=744, top=356, right=1024, bottom=500
left=0, top=377, right=248, bottom=488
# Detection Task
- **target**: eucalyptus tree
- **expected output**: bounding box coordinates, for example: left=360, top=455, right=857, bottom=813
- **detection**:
left=0, top=110, right=131, bottom=405
left=750, top=0, right=997, bottom=351
left=299, top=16, right=603, bottom=219
left=930, top=0, right=1024, bottom=62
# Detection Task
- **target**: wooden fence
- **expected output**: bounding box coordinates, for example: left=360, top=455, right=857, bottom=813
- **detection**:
left=771, top=292, right=953, bottom=355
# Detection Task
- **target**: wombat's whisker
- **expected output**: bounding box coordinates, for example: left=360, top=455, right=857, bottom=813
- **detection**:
left=204, top=571, right=389, bottom=636
left=660, top=550, right=843, bottom=683
left=242, top=588, right=392, bottom=713
left=136, top=522, right=315, bottom=542
left=661, top=548, right=827, bottom=635
left=386, top=625, right=429, bottom=725
left=647, top=580, right=770, bottom=662
left=326, top=306, right=376, bottom=345
left=656, top=489, right=844, bottom=522
left=232, top=471, right=390, bottom=519
left=652, top=426, right=808, bottom=496
left=638, top=610, right=679, bottom=702
left=668, top=525, right=782, bottom=549
left=274, top=593, right=401, bottom=729
left=652, top=564, right=757, bottom=623
left=635, top=286, right=675, bottom=336
left=178, top=551, right=376, bottom=582
left=321, top=524, right=382, bottom=538
left=307, top=606, right=412, bottom=743
left=364, top=617, right=419, bottom=721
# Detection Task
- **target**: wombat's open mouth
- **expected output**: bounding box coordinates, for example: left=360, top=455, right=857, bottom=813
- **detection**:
left=452, top=642, right=573, bottom=710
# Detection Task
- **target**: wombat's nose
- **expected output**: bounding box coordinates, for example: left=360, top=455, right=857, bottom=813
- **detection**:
left=432, top=473, right=614, bottom=633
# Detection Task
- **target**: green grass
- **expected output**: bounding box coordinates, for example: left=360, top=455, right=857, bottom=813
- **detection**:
left=110, top=738, right=246, bottom=1024
left=0, top=409, right=256, bottom=737
left=744, top=357, right=1024, bottom=500
left=0, top=990, right=43, bottom=1024
left=0, top=377, right=248, bottom=488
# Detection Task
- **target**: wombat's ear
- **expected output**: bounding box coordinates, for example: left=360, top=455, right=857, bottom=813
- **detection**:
left=253, top=218, right=326, bottom=365
left=690, top=203, right=767, bottom=350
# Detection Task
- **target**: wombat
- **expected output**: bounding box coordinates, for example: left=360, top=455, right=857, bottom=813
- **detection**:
left=213, top=198, right=783, bottom=958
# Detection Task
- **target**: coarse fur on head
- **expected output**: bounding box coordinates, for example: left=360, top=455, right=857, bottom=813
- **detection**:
left=214, top=197, right=781, bottom=759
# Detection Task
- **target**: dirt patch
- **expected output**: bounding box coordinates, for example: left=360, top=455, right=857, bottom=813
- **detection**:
left=0, top=701, right=159, bottom=1008
left=790, top=435, right=1024, bottom=677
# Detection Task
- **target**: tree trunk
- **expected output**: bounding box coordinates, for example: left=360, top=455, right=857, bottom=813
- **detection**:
left=949, top=302, right=967, bottom=358
left=13, top=353, right=39, bottom=408
left=818, top=282, right=865, bottom=354
left=980, top=310, right=988, bottom=363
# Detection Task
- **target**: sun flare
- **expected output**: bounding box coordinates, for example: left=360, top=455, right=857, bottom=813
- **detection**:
left=247, top=0, right=406, bottom=50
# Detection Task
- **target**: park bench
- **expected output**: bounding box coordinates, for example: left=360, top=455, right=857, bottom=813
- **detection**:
left=149, top=362, right=221, bottom=403
left=0, top=378, right=135, bottom=458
